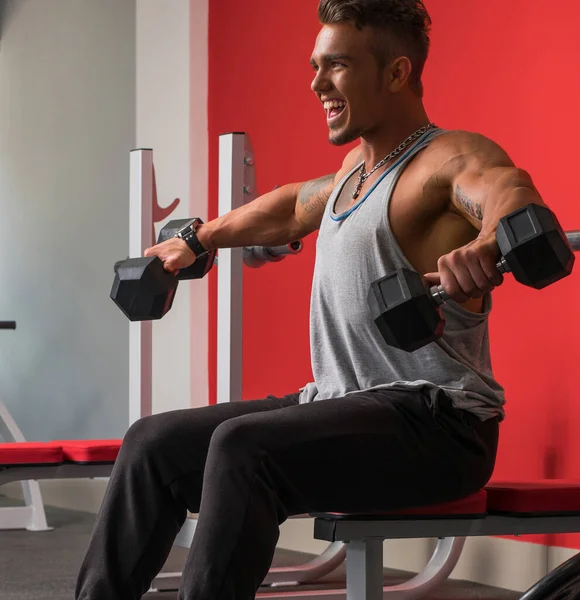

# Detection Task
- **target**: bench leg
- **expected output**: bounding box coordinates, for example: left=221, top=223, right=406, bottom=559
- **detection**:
left=151, top=518, right=347, bottom=593
left=20, top=480, right=51, bottom=531
left=0, top=397, right=51, bottom=531
left=346, top=540, right=383, bottom=600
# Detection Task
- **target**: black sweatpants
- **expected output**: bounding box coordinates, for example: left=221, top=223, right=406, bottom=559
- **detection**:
left=75, top=386, right=499, bottom=600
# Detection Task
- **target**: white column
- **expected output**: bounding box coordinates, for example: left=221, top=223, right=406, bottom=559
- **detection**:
left=189, top=0, right=210, bottom=409
left=136, top=0, right=208, bottom=413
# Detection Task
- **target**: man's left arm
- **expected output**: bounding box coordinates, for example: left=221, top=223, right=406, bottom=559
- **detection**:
left=427, top=132, right=548, bottom=303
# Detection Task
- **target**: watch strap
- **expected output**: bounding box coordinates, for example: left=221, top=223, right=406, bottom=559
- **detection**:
left=176, top=218, right=209, bottom=259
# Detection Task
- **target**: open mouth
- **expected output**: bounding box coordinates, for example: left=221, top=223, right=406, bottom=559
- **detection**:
left=324, top=99, right=347, bottom=123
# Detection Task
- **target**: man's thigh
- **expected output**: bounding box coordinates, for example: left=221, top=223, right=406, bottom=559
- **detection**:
left=122, top=392, right=300, bottom=484
left=215, top=387, right=499, bottom=514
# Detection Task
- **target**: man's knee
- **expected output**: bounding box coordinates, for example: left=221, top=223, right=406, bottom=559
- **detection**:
left=120, top=414, right=167, bottom=461
left=209, top=417, right=262, bottom=459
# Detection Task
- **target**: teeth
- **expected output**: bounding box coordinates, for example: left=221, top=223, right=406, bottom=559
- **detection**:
left=324, top=100, right=346, bottom=111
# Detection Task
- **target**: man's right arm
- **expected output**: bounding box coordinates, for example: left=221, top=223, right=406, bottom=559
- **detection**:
left=196, top=175, right=334, bottom=251
left=197, top=146, right=362, bottom=250
left=144, top=147, right=361, bottom=272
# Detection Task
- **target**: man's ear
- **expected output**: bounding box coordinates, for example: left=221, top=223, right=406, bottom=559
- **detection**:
left=389, top=56, right=413, bottom=91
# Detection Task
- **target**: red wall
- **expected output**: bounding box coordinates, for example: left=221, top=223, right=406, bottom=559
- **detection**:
left=208, top=0, right=580, bottom=547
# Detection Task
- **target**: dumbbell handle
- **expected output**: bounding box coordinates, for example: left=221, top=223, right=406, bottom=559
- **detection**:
left=212, top=241, right=302, bottom=268
left=568, top=230, right=580, bottom=251
left=242, top=241, right=302, bottom=268
left=431, top=229, right=580, bottom=306
left=431, top=257, right=509, bottom=306
left=256, top=240, right=302, bottom=257
left=0, top=321, right=16, bottom=330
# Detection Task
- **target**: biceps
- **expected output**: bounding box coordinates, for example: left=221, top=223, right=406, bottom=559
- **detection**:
left=295, top=174, right=336, bottom=231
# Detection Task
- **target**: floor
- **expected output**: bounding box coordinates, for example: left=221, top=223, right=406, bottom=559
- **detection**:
left=0, top=495, right=521, bottom=600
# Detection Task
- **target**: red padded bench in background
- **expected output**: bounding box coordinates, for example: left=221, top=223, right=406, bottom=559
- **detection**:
left=0, top=441, right=121, bottom=533
left=0, top=440, right=120, bottom=486
left=0, top=442, right=63, bottom=467
left=0, top=440, right=122, bottom=467
left=48, top=440, right=122, bottom=464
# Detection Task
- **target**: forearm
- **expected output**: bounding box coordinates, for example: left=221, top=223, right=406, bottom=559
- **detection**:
left=196, top=182, right=306, bottom=250
left=456, top=166, right=547, bottom=239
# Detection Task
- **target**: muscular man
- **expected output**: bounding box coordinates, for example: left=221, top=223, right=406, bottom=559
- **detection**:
left=76, top=1, right=549, bottom=599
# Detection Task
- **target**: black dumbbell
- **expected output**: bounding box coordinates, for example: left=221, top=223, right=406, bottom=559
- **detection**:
left=110, top=221, right=216, bottom=322
left=368, top=204, right=575, bottom=353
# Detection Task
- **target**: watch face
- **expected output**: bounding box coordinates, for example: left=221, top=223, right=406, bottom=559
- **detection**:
left=177, top=221, right=196, bottom=238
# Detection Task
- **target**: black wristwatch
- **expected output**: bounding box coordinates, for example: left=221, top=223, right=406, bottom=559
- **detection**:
left=175, top=218, right=210, bottom=259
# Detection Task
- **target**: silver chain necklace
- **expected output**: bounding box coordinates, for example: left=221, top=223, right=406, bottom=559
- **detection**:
left=352, top=123, right=437, bottom=200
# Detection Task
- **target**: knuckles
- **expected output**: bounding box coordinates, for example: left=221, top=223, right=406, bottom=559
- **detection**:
left=437, top=244, right=500, bottom=301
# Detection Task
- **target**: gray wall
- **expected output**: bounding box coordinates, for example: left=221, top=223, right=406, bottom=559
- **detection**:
left=0, top=0, right=135, bottom=440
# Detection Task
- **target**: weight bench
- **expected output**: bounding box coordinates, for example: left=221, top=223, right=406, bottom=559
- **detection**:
left=3, top=441, right=580, bottom=600
left=0, top=440, right=119, bottom=530
left=312, top=481, right=580, bottom=599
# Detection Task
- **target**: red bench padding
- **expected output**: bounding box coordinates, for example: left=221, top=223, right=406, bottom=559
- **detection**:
left=50, top=440, right=122, bottom=463
left=0, top=442, right=63, bottom=465
left=318, top=490, right=487, bottom=519
left=486, top=480, right=580, bottom=514
left=391, top=490, right=487, bottom=516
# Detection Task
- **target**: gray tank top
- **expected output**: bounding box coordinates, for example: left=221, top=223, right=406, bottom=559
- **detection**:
left=298, top=129, right=506, bottom=421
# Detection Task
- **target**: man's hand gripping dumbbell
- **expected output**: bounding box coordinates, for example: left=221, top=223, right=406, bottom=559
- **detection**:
left=369, top=204, right=577, bottom=352
left=110, top=218, right=302, bottom=322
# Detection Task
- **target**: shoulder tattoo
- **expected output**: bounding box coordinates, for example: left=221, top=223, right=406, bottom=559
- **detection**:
left=455, top=185, right=483, bottom=221
left=298, top=174, right=335, bottom=214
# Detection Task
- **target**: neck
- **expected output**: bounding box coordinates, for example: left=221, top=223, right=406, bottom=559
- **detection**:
left=360, top=106, right=431, bottom=168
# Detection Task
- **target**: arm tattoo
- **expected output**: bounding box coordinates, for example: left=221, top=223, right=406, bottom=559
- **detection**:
left=455, top=185, right=483, bottom=221
left=298, top=174, right=335, bottom=214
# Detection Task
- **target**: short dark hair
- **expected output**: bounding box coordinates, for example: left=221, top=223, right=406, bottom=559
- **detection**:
left=317, top=0, right=432, bottom=96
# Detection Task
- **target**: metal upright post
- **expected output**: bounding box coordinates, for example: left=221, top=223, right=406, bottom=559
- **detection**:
left=128, top=149, right=154, bottom=424
left=216, top=133, right=256, bottom=403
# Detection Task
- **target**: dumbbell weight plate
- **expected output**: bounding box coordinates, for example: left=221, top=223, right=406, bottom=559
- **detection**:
left=495, top=204, right=574, bottom=289
left=368, top=268, right=445, bottom=352
left=111, top=256, right=178, bottom=321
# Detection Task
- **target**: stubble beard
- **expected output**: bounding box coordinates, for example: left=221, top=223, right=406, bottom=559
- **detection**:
left=328, top=124, right=362, bottom=146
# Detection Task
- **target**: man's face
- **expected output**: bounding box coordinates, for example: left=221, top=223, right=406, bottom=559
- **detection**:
left=310, top=23, right=392, bottom=146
